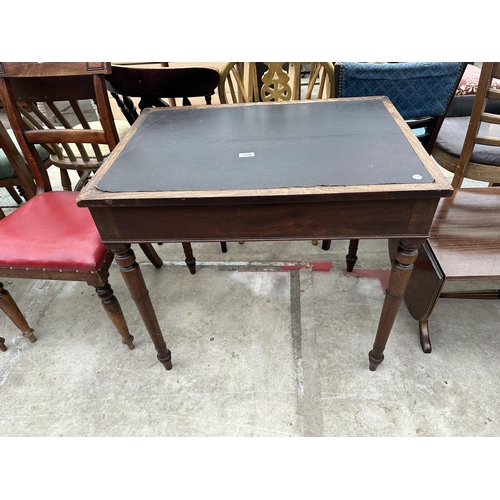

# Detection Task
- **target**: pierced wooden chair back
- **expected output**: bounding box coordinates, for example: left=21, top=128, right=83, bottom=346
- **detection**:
left=105, top=64, right=221, bottom=124
left=218, top=62, right=335, bottom=104
left=0, top=62, right=119, bottom=192
left=450, top=62, right=500, bottom=188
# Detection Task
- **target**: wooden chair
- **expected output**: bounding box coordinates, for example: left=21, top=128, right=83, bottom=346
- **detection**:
left=397, top=62, right=500, bottom=353
left=218, top=62, right=335, bottom=249
left=5, top=68, right=131, bottom=193
left=106, top=63, right=221, bottom=124
left=0, top=120, right=36, bottom=217
left=218, top=62, right=334, bottom=104
left=104, top=63, right=222, bottom=270
left=431, top=63, right=500, bottom=188
left=317, top=62, right=467, bottom=268
left=0, top=62, right=161, bottom=352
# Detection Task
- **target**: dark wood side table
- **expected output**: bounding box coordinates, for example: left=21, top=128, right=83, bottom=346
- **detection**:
left=77, top=98, right=452, bottom=371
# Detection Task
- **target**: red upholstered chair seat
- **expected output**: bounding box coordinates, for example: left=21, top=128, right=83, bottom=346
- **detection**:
left=0, top=191, right=108, bottom=272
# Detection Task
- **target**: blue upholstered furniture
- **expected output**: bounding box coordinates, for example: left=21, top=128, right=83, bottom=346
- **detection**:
left=320, top=62, right=466, bottom=269
left=335, top=62, right=466, bottom=154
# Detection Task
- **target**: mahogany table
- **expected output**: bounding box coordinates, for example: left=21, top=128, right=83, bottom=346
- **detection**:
left=77, top=98, right=452, bottom=371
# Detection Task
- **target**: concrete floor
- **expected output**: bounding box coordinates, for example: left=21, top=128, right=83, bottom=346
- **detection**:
left=1, top=164, right=499, bottom=439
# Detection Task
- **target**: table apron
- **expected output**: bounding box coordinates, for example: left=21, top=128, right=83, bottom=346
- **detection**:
left=88, top=197, right=439, bottom=243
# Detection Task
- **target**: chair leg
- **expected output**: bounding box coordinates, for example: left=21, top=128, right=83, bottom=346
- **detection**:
left=220, top=242, right=228, bottom=253
left=73, top=171, right=93, bottom=191
left=143, top=242, right=195, bottom=271
left=182, top=242, right=197, bottom=274
left=95, top=282, right=135, bottom=350
left=0, top=282, right=36, bottom=343
left=321, top=240, right=331, bottom=251
left=60, top=169, right=73, bottom=191
left=346, top=239, right=359, bottom=272
left=0, top=337, right=6, bottom=352
left=6, top=186, right=23, bottom=204
left=139, top=243, right=163, bottom=268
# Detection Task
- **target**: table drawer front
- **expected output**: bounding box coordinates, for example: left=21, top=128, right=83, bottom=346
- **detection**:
left=90, top=198, right=437, bottom=243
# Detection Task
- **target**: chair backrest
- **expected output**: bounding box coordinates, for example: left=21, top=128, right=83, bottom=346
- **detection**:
left=218, top=62, right=335, bottom=104
left=451, top=62, right=500, bottom=188
left=334, top=62, right=466, bottom=153
left=0, top=120, right=35, bottom=197
left=0, top=62, right=119, bottom=193
left=105, top=64, right=221, bottom=124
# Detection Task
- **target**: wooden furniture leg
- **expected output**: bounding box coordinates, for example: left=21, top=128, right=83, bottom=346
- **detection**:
left=60, top=169, right=73, bottom=191
left=109, top=244, right=172, bottom=370
left=181, top=242, right=196, bottom=275
left=95, top=282, right=135, bottom=350
left=389, top=239, right=445, bottom=353
left=0, top=282, right=36, bottom=344
left=139, top=243, right=164, bottom=268
left=346, top=239, right=359, bottom=272
left=369, top=238, right=424, bottom=370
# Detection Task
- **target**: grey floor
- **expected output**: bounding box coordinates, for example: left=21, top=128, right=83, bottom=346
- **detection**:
left=1, top=159, right=498, bottom=439
left=2, top=110, right=498, bottom=498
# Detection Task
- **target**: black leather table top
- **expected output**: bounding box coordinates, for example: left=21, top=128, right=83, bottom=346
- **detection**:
left=97, top=98, right=434, bottom=193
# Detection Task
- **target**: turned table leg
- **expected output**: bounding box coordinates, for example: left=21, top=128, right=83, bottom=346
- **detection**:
left=109, top=244, right=172, bottom=370
left=369, top=238, right=424, bottom=371
left=96, top=282, right=135, bottom=350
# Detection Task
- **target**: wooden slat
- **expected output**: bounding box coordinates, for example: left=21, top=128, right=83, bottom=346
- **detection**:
left=24, top=128, right=108, bottom=145
left=487, top=88, right=500, bottom=100
left=46, top=101, right=81, bottom=162
left=475, top=135, right=500, bottom=147
left=0, top=62, right=111, bottom=77
left=491, top=62, right=500, bottom=79
left=69, top=100, right=104, bottom=161
left=481, top=111, right=500, bottom=125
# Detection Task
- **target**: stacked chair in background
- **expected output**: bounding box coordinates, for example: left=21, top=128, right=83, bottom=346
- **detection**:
left=317, top=62, right=467, bottom=268
left=0, top=62, right=163, bottom=352
left=397, top=62, right=500, bottom=353
left=105, top=62, right=221, bottom=271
